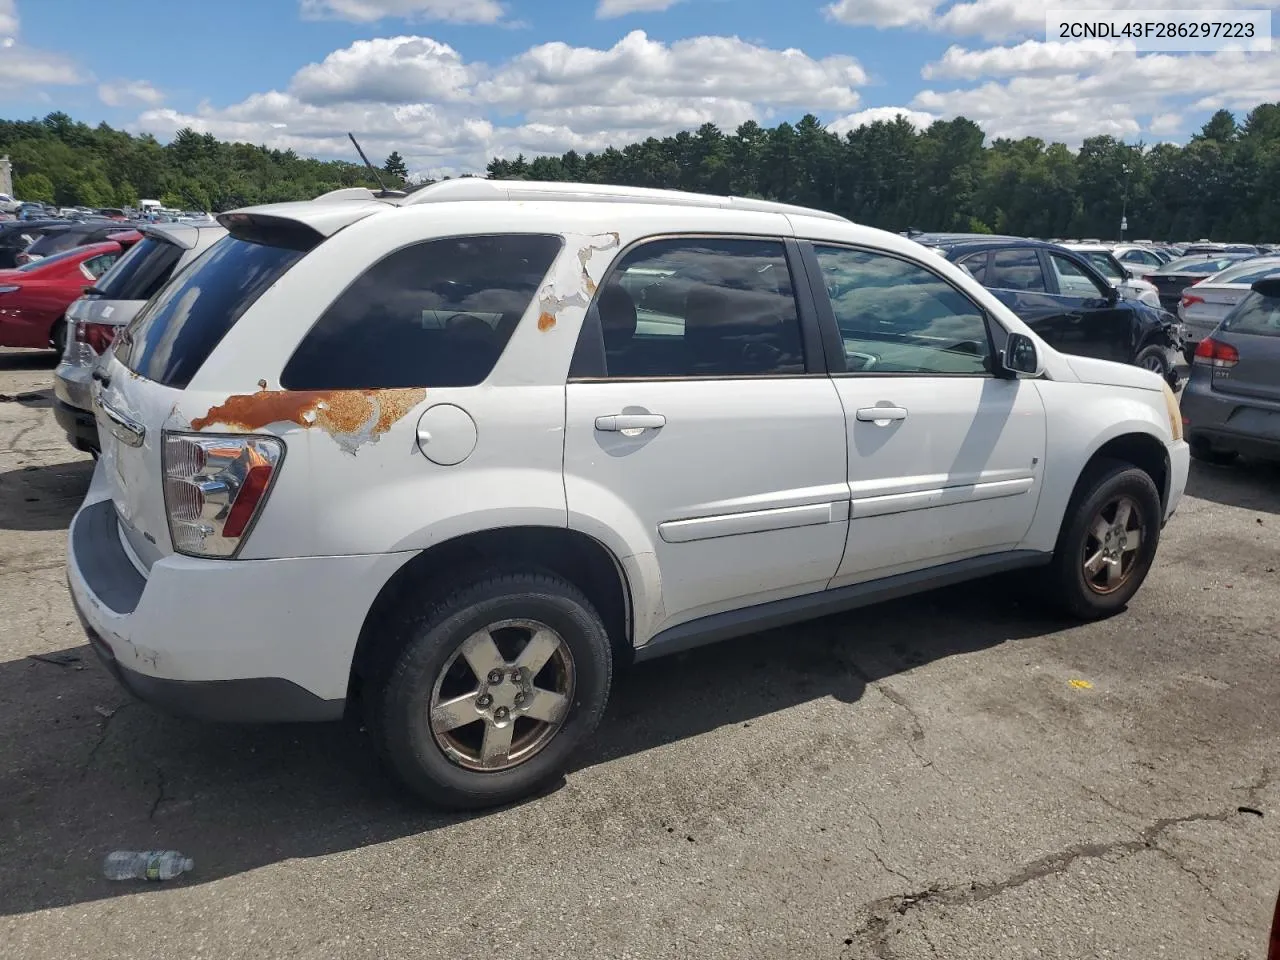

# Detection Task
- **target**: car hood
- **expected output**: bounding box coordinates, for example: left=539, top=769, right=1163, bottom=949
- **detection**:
left=1065, top=354, right=1164, bottom=392
left=65, top=296, right=145, bottom=326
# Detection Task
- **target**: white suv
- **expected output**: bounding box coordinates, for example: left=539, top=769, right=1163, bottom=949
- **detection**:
left=67, top=181, right=1190, bottom=809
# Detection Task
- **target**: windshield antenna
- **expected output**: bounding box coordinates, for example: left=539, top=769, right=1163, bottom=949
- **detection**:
left=348, top=133, right=403, bottom=198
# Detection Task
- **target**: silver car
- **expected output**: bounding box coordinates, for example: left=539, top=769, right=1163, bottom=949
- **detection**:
left=1177, top=256, right=1280, bottom=351
left=53, top=222, right=226, bottom=454
left=1181, top=276, right=1280, bottom=464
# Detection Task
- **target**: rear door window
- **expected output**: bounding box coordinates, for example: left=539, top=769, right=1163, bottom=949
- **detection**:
left=955, top=251, right=988, bottom=283
left=117, top=236, right=308, bottom=387
left=93, top=236, right=184, bottom=300
left=1048, top=253, right=1108, bottom=298
left=987, top=249, right=1046, bottom=291
left=282, top=234, right=563, bottom=390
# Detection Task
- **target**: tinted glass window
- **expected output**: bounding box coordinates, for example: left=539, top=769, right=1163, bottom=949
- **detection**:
left=1049, top=253, right=1107, bottom=297
left=283, top=234, right=562, bottom=390
left=119, top=236, right=307, bottom=388
left=814, top=245, right=990, bottom=375
left=1223, top=293, right=1280, bottom=337
left=17, top=246, right=103, bottom=272
left=590, top=237, right=804, bottom=379
left=26, top=230, right=89, bottom=257
left=987, top=248, right=1046, bottom=291
left=94, top=236, right=184, bottom=300
left=955, top=251, right=988, bottom=282
left=1161, top=255, right=1244, bottom=274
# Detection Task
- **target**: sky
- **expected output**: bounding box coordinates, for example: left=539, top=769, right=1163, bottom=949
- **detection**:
left=1, top=0, right=1278, bottom=177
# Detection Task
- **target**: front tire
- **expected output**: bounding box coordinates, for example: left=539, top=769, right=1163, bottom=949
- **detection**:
left=1044, top=461, right=1163, bottom=620
left=1134, top=343, right=1175, bottom=382
left=369, top=570, right=613, bottom=810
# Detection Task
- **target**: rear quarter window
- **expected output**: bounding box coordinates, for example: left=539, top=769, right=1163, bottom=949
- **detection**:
left=117, top=236, right=307, bottom=387
left=281, top=234, right=563, bottom=390
left=94, top=236, right=184, bottom=300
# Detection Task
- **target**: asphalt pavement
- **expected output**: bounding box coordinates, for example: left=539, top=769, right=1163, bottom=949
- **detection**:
left=2, top=347, right=1278, bottom=960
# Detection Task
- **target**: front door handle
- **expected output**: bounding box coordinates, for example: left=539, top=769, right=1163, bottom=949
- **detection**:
left=855, top=406, right=908, bottom=424
left=595, top=413, right=666, bottom=433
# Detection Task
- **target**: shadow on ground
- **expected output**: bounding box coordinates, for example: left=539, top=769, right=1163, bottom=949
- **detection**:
left=1185, top=458, right=1280, bottom=515
left=0, top=350, right=57, bottom=371
left=0, top=577, right=1063, bottom=916
left=0, top=459, right=93, bottom=531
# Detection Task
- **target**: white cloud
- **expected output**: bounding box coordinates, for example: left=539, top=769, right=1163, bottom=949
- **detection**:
left=133, top=30, right=868, bottom=175
left=922, top=39, right=1133, bottom=80
left=98, top=78, right=165, bottom=107
left=912, top=49, right=1280, bottom=144
left=298, top=0, right=505, bottom=24
left=1148, top=112, right=1183, bottom=135
left=0, top=0, right=18, bottom=38
left=824, top=0, right=937, bottom=28
left=827, top=0, right=1280, bottom=39
left=596, top=0, right=682, bottom=18
left=290, top=36, right=475, bottom=104
left=828, top=106, right=936, bottom=134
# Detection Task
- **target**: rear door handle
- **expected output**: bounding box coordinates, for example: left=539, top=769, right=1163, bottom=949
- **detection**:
left=595, top=413, right=666, bottom=433
left=855, top=406, right=908, bottom=424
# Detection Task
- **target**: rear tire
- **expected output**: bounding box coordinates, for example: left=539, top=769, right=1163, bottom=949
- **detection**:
left=368, top=569, right=612, bottom=810
left=1189, top=438, right=1238, bottom=465
left=1043, top=461, right=1163, bottom=621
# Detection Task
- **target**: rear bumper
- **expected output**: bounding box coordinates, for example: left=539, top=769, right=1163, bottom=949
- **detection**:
left=1181, top=378, right=1280, bottom=460
left=66, top=479, right=417, bottom=723
left=52, top=396, right=99, bottom=453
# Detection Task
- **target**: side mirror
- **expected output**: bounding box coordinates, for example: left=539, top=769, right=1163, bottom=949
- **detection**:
left=1001, top=332, right=1044, bottom=378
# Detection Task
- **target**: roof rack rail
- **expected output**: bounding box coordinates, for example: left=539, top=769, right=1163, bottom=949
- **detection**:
left=392, top=179, right=851, bottom=223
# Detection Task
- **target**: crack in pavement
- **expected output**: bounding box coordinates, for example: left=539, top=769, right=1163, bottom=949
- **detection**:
left=78, top=702, right=131, bottom=781
left=843, top=654, right=943, bottom=775
left=148, top=767, right=168, bottom=821
left=845, top=769, right=1276, bottom=958
left=865, top=843, right=912, bottom=885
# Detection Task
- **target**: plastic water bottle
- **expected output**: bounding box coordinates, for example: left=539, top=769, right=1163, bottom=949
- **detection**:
left=103, top=850, right=194, bottom=881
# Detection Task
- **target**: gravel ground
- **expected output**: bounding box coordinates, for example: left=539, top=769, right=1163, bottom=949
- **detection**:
left=1, top=347, right=1278, bottom=960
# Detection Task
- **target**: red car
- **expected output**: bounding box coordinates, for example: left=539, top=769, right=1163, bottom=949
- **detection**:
left=0, top=240, right=133, bottom=353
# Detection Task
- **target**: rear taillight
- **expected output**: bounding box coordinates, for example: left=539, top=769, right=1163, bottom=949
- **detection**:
left=1193, top=337, right=1239, bottom=368
left=1180, top=294, right=1204, bottom=308
left=162, top=432, right=284, bottom=558
left=74, top=321, right=117, bottom=355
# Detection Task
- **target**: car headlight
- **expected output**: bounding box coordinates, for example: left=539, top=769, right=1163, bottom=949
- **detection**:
left=1161, top=381, right=1183, bottom=442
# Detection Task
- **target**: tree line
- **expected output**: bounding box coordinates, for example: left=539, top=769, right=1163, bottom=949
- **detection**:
left=2, top=105, right=1278, bottom=241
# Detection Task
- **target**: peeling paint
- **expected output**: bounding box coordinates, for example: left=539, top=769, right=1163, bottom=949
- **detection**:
left=535, top=231, right=621, bottom=330
left=189, top=388, right=426, bottom=456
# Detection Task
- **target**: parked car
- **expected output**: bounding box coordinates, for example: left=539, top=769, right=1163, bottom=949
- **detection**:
left=0, top=241, right=127, bottom=352
left=53, top=222, right=227, bottom=455
left=1180, top=276, right=1280, bottom=463
left=922, top=237, right=1183, bottom=385
left=1144, top=254, right=1252, bottom=312
left=1106, top=243, right=1167, bottom=276
left=0, top=193, right=22, bottom=214
left=66, top=180, right=1189, bottom=809
left=0, top=219, right=66, bottom=269
left=16, top=222, right=140, bottom=266
left=1177, top=257, right=1280, bottom=357
left=1059, top=244, right=1163, bottom=306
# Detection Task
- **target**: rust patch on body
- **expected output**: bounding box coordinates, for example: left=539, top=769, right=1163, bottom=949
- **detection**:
left=190, top=387, right=426, bottom=455
left=537, top=312, right=557, bottom=331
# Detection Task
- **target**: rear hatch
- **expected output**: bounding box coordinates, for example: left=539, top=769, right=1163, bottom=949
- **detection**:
left=1150, top=272, right=1203, bottom=310
left=91, top=202, right=380, bottom=568
left=1181, top=283, right=1249, bottom=334
left=1210, top=286, right=1280, bottom=405
left=94, top=231, right=313, bottom=567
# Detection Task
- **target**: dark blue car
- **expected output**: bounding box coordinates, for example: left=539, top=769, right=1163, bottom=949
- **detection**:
left=916, top=236, right=1184, bottom=386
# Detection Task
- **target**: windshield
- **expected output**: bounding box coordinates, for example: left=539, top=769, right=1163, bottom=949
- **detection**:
left=1223, top=291, right=1280, bottom=337
left=93, top=236, right=184, bottom=300
left=1078, top=251, right=1123, bottom=281
left=117, top=235, right=309, bottom=387
left=1205, top=259, right=1280, bottom=286
left=16, top=246, right=100, bottom=272
left=1160, top=255, right=1245, bottom=274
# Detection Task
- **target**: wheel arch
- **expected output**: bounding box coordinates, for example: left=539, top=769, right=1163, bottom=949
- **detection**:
left=348, top=525, right=634, bottom=701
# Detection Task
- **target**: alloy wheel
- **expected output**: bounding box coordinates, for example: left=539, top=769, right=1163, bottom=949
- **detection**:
left=428, top=619, right=575, bottom=772
left=1081, top=495, right=1145, bottom=594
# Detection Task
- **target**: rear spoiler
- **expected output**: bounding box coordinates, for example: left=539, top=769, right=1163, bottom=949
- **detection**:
left=216, top=197, right=388, bottom=249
